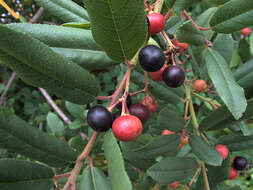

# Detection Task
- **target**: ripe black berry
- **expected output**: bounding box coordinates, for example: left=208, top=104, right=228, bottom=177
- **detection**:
left=162, top=65, right=185, bottom=88
left=233, top=156, right=248, bottom=170
left=129, top=103, right=150, bottom=123
left=87, top=105, right=112, bottom=132
left=139, top=45, right=165, bottom=72
left=116, top=94, right=132, bottom=110
left=113, top=111, right=121, bottom=122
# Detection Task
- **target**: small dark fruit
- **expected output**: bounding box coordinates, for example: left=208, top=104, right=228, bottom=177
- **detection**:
left=139, top=45, right=165, bottom=72
left=113, top=111, right=121, bottom=122
left=129, top=103, right=150, bottom=123
left=146, top=13, right=165, bottom=34
left=116, top=94, right=132, bottom=110
left=233, top=156, right=248, bottom=170
left=87, top=105, right=112, bottom=132
left=112, top=115, right=142, bottom=141
left=162, top=65, right=185, bottom=88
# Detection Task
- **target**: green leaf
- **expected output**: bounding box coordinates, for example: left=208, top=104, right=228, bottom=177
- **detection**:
left=133, top=135, right=180, bottom=158
left=130, top=68, right=183, bottom=105
left=85, top=0, right=147, bottom=61
left=205, top=49, right=247, bottom=120
left=158, top=107, right=185, bottom=132
left=35, top=0, right=89, bottom=22
left=68, top=136, right=87, bottom=153
left=196, top=154, right=231, bottom=189
left=165, top=16, right=184, bottom=34
left=205, top=0, right=230, bottom=7
left=79, top=166, right=112, bottom=190
left=238, top=38, right=251, bottom=63
left=0, top=159, right=54, bottom=190
left=234, top=59, right=253, bottom=89
left=199, top=99, right=253, bottom=131
left=7, top=23, right=118, bottom=70
left=166, top=0, right=196, bottom=14
left=213, top=34, right=233, bottom=63
left=0, top=24, right=100, bottom=104
left=66, top=101, right=85, bottom=120
left=218, top=133, right=253, bottom=151
left=190, top=135, right=222, bottom=166
left=177, top=21, right=205, bottom=46
left=210, top=0, right=253, bottom=33
left=103, top=131, right=132, bottom=190
left=46, top=112, right=66, bottom=137
left=69, top=119, right=84, bottom=130
left=148, top=157, right=199, bottom=184
left=62, top=22, right=90, bottom=29
left=0, top=106, right=77, bottom=167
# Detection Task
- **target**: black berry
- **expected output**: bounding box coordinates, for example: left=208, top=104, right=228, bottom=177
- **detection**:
left=116, top=94, right=132, bottom=110
left=233, top=156, right=248, bottom=171
left=139, top=45, right=165, bottom=72
left=162, top=65, right=185, bottom=88
left=113, top=111, right=121, bottom=122
left=87, top=105, right=112, bottom=132
left=129, top=103, right=150, bottom=124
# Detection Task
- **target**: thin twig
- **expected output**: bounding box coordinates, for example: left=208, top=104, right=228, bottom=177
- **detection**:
left=0, top=72, right=16, bottom=105
left=30, top=7, right=45, bottom=23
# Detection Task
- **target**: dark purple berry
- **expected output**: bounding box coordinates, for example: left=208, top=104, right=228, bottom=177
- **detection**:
left=129, top=103, right=150, bottom=123
left=87, top=105, right=112, bottom=132
left=139, top=45, right=165, bottom=72
left=116, top=94, right=132, bottom=110
left=113, top=111, right=121, bottom=122
left=233, top=156, right=248, bottom=171
left=162, top=65, right=185, bottom=88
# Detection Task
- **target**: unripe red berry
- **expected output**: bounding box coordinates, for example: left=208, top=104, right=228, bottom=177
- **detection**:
left=229, top=167, right=238, bottom=180
left=178, top=42, right=189, bottom=52
left=112, top=115, right=142, bottom=141
left=161, top=129, right=175, bottom=135
left=149, top=65, right=167, bottom=81
left=215, top=144, right=229, bottom=161
left=147, top=13, right=165, bottom=34
left=169, top=181, right=179, bottom=188
left=193, top=80, right=207, bottom=92
left=240, top=27, right=251, bottom=36
left=141, top=96, right=158, bottom=112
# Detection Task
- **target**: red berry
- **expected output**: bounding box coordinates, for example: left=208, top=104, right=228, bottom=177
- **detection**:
left=240, top=27, right=251, bottom=36
left=149, top=65, right=167, bottom=81
left=161, top=129, right=175, bottom=135
left=177, top=42, right=189, bottom=51
left=147, top=13, right=165, bottom=34
left=141, top=96, right=158, bottom=112
left=169, top=181, right=179, bottom=188
left=229, top=167, right=238, bottom=180
left=193, top=80, right=207, bottom=92
left=112, top=115, right=142, bottom=141
left=215, top=144, right=229, bottom=161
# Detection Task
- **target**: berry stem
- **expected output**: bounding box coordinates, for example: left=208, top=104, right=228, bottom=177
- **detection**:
left=186, top=165, right=201, bottom=190
left=0, top=0, right=20, bottom=19
left=54, top=172, right=72, bottom=179
left=201, top=161, right=210, bottom=190
left=160, top=30, right=175, bottom=49
left=192, top=92, right=221, bottom=110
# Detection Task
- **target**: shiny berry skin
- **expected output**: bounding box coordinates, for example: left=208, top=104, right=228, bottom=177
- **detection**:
left=87, top=105, right=112, bottom=132
left=169, top=181, right=179, bottom=188
left=147, top=13, right=165, bottom=34
left=161, top=129, right=175, bottom=135
left=193, top=80, right=207, bottom=92
left=240, top=27, right=251, bottom=36
left=141, top=96, right=158, bottom=112
left=149, top=65, right=167, bottom=81
left=163, top=65, right=185, bottom=88
left=129, top=103, right=150, bottom=123
left=112, top=115, right=143, bottom=141
left=116, top=94, right=132, bottom=109
left=229, top=167, right=238, bottom=180
left=233, top=156, right=248, bottom=170
left=178, top=42, right=189, bottom=51
left=215, top=144, right=229, bottom=161
left=139, top=45, right=165, bottom=72
left=113, top=111, right=121, bottom=122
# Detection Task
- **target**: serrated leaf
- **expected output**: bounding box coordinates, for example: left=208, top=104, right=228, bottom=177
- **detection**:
left=79, top=166, right=112, bottom=190
left=190, top=135, right=222, bottom=166
left=205, top=49, right=247, bottom=120
left=0, top=24, right=100, bottom=104
left=0, top=106, right=77, bottom=167
left=238, top=38, right=251, bottom=63
left=210, top=0, right=253, bottom=33
left=213, top=34, right=233, bottom=63
left=177, top=21, right=205, bottom=46
left=234, top=59, right=253, bottom=89
left=46, top=112, right=66, bottom=137
left=0, top=159, right=54, bottom=190
left=199, top=99, right=253, bottom=132
left=85, top=0, right=147, bottom=61
left=158, top=107, right=185, bottom=132
left=148, top=157, right=198, bottom=184
left=35, top=0, right=89, bottom=22
left=103, top=131, right=132, bottom=190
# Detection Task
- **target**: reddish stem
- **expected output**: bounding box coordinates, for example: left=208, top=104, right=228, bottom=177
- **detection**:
left=54, top=172, right=72, bottom=179
left=96, top=96, right=112, bottom=101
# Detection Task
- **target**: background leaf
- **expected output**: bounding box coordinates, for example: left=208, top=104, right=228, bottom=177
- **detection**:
left=205, top=49, right=247, bottom=120
left=0, top=106, right=77, bottom=167
left=238, top=38, right=251, bottom=63
left=213, top=34, right=233, bottom=63
left=0, top=159, right=54, bottom=190
left=85, top=0, right=147, bottom=61
left=234, top=59, right=253, bottom=89
left=46, top=112, right=66, bottom=137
